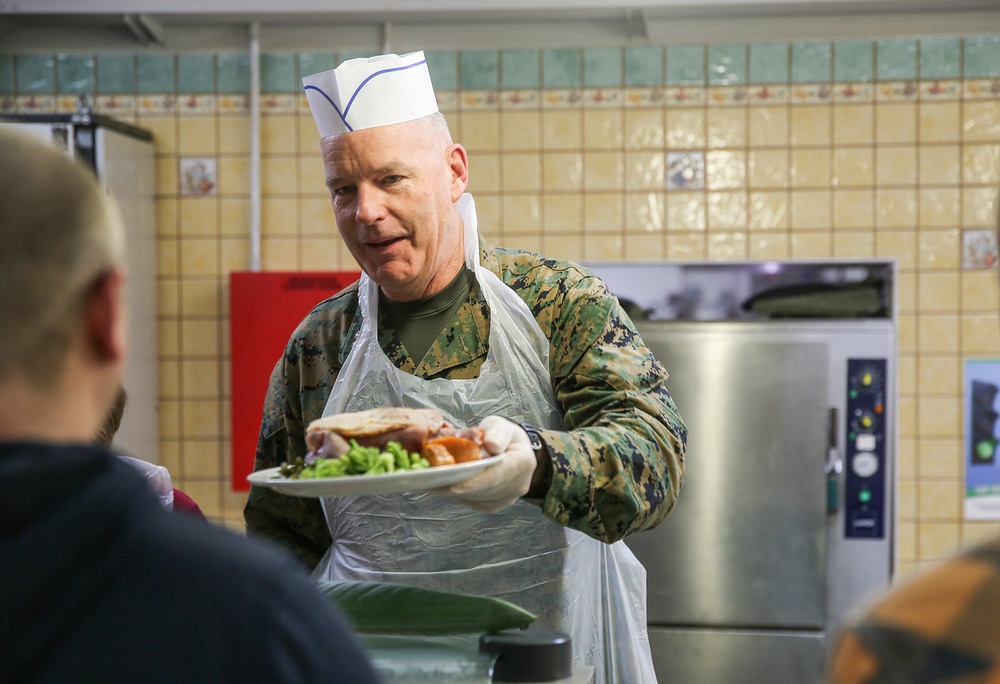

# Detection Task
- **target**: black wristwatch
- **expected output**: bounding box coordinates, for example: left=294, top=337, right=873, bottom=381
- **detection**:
left=519, top=423, right=552, bottom=500
left=520, top=423, right=544, bottom=455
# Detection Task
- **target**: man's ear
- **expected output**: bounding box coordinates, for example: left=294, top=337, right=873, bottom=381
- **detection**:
left=85, top=268, right=127, bottom=363
left=447, top=143, right=469, bottom=202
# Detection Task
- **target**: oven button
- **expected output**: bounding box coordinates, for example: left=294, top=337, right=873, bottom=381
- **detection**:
left=852, top=452, right=879, bottom=478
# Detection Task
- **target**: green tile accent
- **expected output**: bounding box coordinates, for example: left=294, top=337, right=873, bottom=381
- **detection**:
left=965, top=36, right=1000, bottom=79
left=338, top=51, right=370, bottom=64
left=97, top=54, right=134, bottom=94
left=0, top=55, right=14, bottom=94
left=666, top=46, right=705, bottom=85
left=749, top=43, right=788, bottom=84
left=56, top=54, right=95, bottom=95
left=584, top=47, right=621, bottom=88
left=625, top=46, right=663, bottom=87
left=919, top=37, right=961, bottom=80
left=791, top=42, right=832, bottom=83
left=502, top=49, right=539, bottom=89
left=708, top=44, right=746, bottom=86
left=298, top=53, right=335, bottom=83
left=177, top=53, right=215, bottom=93
left=16, top=54, right=55, bottom=94
left=218, top=53, right=249, bottom=93
left=542, top=49, right=580, bottom=89
left=260, top=52, right=294, bottom=93
left=877, top=39, right=917, bottom=81
left=137, top=54, right=174, bottom=93
left=834, top=41, right=873, bottom=83
left=426, top=50, right=457, bottom=90
left=460, top=50, right=499, bottom=90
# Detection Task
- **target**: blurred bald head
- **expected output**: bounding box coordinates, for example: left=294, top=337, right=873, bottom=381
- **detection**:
left=0, top=127, right=125, bottom=387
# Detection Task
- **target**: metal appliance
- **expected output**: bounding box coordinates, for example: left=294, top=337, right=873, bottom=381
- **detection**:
left=586, top=261, right=896, bottom=684
left=0, top=107, right=158, bottom=463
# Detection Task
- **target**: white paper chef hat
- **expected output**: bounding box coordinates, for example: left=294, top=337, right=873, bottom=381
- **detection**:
left=302, top=51, right=439, bottom=137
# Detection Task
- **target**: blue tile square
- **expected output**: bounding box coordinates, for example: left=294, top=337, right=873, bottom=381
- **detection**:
left=543, top=49, right=580, bottom=89
left=834, top=41, right=873, bottom=83
left=260, top=52, right=294, bottom=93
left=0, top=55, right=15, bottom=94
left=584, top=48, right=622, bottom=88
left=297, top=53, right=335, bottom=83
left=137, top=54, right=174, bottom=93
left=791, top=42, right=832, bottom=83
left=426, top=50, right=457, bottom=90
left=97, top=55, right=135, bottom=94
left=965, top=36, right=1000, bottom=79
left=16, top=55, right=55, bottom=94
left=56, top=54, right=95, bottom=95
left=177, top=54, right=215, bottom=93
left=502, top=50, right=539, bottom=89
left=218, top=53, right=249, bottom=93
left=708, top=44, right=747, bottom=86
left=337, top=51, right=370, bottom=65
left=749, top=44, right=788, bottom=84
left=625, top=46, right=663, bottom=87
left=666, top=46, right=705, bottom=86
left=460, top=50, right=499, bottom=90
left=877, top=39, right=917, bottom=81
left=919, top=37, right=961, bottom=80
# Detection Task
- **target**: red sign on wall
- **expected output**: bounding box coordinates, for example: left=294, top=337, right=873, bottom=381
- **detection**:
left=229, top=271, right=360, bottom=491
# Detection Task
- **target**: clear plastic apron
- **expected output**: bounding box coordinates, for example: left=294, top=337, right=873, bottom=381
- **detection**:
left=316, top=194, right=657, bottom=684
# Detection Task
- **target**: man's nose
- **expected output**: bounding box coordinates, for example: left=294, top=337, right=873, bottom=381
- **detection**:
left=355, top=186, right=386, bottom=225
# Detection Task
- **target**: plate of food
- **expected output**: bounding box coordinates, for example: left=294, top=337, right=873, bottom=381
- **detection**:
left=246, top=407, right=505, bottom=498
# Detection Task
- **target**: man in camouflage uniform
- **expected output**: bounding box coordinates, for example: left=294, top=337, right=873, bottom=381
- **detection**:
left=244, top=51, right=687, bottom=683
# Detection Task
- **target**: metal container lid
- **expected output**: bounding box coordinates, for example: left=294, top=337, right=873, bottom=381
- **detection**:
left=479, top=629, right=572, bottom=682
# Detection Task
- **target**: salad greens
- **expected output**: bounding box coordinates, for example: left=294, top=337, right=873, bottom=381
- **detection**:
left=279, top=439, right=430, bottom=479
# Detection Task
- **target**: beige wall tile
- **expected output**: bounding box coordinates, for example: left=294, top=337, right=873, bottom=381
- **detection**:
left=469, top=153, right=501, bottom=193
left=962, top=101, right=1000, bottom=142
left=296, top=113, right=321, bottom=155
left=707, top=108, right=747, bottom=149
left=898, top=313, right=916, bottom=353
left=833, top=104, right=873, bottom=145
left=261, top=237, right=299, bottom=270
left=625, top=192, right=664, bottom=233
left=583, top=234, right=624, bottom=260
left=583, top=109, right=624, bottom=149
left=180, top=319, right=219, bottom=354
left=833, top=231, right=874, bottom=258
left=543, top=194, right=583, bottom=233
left=748, top=191, right=789, bottom=230
left=502, top=194, right=542, bottom=235
left=159, top=359, right=180, bottom=397
left=666, top=232, right=706, bottom=259
left=218, top=115, right=250, bottom=155
left=919, top=101, right=960, bottom=143
left=961, top=187, right=999, bottom=227
left=876, top=188, right=917, bottom=229
left=156, top=157, right=178, bottom=195
left=298, top=155, right=325, bottom=194
left=918, top=272, right=960, bottom=311
left=503, top=153, right=543, bottom=192
left=707, top=191, right=747, bottom=230
left=834, top=189, right=875, bottom=229
left=220, top=198, right=250, bottom=237
left=962, top=144, right=1000, bottom=185
left=159, top=399, right=180, bottom=439
left=919, top=438, right=962, bottom=479
left=261, top=197, right=299, bottom=237
left=181, top=359, right=220, bottom=398
left=706, top=150, right=746, bottom=190
left=876, top=145, right=917, bottom=186
left=707, top=231, right=747, bottom=259
left=919, top=145, right=961, bottom=185
left=897, top=478, right=918, bottom=520
left=217, top=157, right=249, bottom=195
left=897, top=437, right=917, bottom=480
left=460, top=111, right=500, bottom=151
left=300, top=197, right=334, bottom=236
left=625, top=151, right=665, bottom=190
left=158, top=319, right=179, bottom=357
left=158, top=279, right=180, bottom=318
left=748, top=232, right=790, bottom=259
left=156, top=198, right=178, bottom=237
left=260, top=156, right=298, bottom=195
left=502, top=111, right=542, bottom=151
left=158, top=237, right=178, bottom=276
left=583, top=192, right=624, bottom=233
left=918, top=480, right=962, bottom=521
left=919, top=188, right=961, bottom=228
left=790, top=231, right=832, bottom=257
left=140, top=115, right=177, bottom=155
left=477, top=194, right=501, bottom=238
left=624, top=109, right=665, bottom=150
left=918, top=313, right=960, bottom=353
left=917, top=355, right=961, bottom=396
left=543, top=234, right=584, bottom=261
left=181, top=440, right=223, bottom=479
left=542, top=110, right=582, bottom=150
left=962, top=313, right=1000, bottom=354
left=897, top=394, right=916, bottom=439
left=666, top=192, right=706, bottom=231
left=962, top=521, right=1000, bottom=548
left=791, top=190, right=831, bottom=230
left=179, top=197, right=217, bottom=237
left=583, top=151, right=624, bottom=190
left=177, top=481, right=221, bottom=518
left=543, top=152, right=583, bottom=191
left=178, top=117, right=217, bottom=155
left=749, top=149, right=789, bottom=187
left=896, top=520, right=917, bottom=563
left=897, top=353, right=917, bottom=396
left=748, top=106, right=788, bottom=147
left=179, top=239, right=219, bottom=276
left=833, top=147, right=874, bottom=187
left=918, top=521, right=961, bottom=561
left=876, top=103, right=916, bottom=144
left=897, top=271, right=917, bottom=312
left=665, top=109, right=706, bottom=149
left=624, top=233, right=665, bottom=260
left=261, top=114, right=297, bottom=155
left=791, top=148, right=832, bottom=187
left=918, top=230, right=961, bottom=270
left=299, top=237, right=344, bottom=271
left=158, top=439, right=181, bottom=476
left=876, top=230, right=916, bottom=269
left=220, top=237, right=250, bottom=273
left=962, top=271, right=1000, bottom=311
left=790, top=106, right=831, bottom=146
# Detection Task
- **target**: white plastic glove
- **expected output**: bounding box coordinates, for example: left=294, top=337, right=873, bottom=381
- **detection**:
left=443, top=415, right=537, bottom=513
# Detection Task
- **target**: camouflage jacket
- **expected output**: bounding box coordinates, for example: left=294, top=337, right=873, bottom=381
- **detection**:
left=828, top=537, right=1000, bottom=684
left=244, top=239, right=688, bottom=569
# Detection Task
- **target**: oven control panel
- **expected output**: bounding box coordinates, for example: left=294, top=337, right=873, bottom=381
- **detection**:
left=844, top=358, right=888, bottom=539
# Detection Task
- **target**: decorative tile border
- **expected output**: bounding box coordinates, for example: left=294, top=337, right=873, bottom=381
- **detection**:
left=832, top=83, right=875, bottom=103
left=665, top=87, right=705, bottom=106
left=748, top=85, right=789, bottom=104
left=790, top=84, right=833, bottom=104
left=501, top=89, right=540, bottom=109
left=460, top=90, right=500, bottom=110
left=625, top=88, right=668, bottom=107
left=137, top=94, right=175, bottom=114
left=707, top=86, right=749, bottom=106
left=920, top=80, right=962, bottom=100
left=436, top=90, right=459, bottom=112
left=583, top=88, right=624, bottom=108
left=541, top=89, right=583, bottom=109
left=0, top=95, right=15, bottom=113
left=218, top=94, right=249, bottom=113
left=16, top=95, right=55, bottom=113
left=965, top=79, right=1000, bottom=100
left=876, top=81, right=919, bottom=101
left=177, top=94, right=216, bottom=114
left=96, top=95, right=135, bottom=115
left=262, top=94, right=296, bottom=113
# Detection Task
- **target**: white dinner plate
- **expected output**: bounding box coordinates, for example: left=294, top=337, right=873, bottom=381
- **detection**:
left=246, top=452, right=506, bottom=498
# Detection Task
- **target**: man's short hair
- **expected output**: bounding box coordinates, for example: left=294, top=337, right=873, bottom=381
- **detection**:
left=0, top=128, right=125, bottom=386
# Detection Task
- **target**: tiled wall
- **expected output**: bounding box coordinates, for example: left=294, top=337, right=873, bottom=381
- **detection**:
left=2, top=37, right=1000, bottom=578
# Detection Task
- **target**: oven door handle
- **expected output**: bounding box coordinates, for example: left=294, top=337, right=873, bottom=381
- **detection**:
left=824, top=406, right=842, bottom=514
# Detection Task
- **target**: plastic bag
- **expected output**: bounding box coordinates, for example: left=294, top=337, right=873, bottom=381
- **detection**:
left=118, top=455, right=174, bottom=510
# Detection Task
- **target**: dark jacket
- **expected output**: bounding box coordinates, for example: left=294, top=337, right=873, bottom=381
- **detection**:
left=0, top=441, right=381, bottom=684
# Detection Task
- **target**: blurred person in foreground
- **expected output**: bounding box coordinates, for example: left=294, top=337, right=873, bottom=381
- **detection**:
left=244, top=51, right=688, bottom=683
left=0, top=127, right=381, bottom=684
left=827, top=229, right=1000, bottom=684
